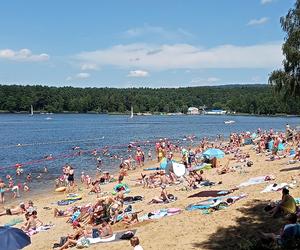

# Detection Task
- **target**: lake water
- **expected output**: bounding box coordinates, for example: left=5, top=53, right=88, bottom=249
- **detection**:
left=0, top=114, right=298, bottom=191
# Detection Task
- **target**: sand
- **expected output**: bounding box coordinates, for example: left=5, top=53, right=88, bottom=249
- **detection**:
left=1, top=145, right=300, bottom=250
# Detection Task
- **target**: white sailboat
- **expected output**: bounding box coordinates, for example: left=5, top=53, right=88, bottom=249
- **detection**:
left=30, top=105, right=34, bottom=116
left=130, top=106, right=134, bottom=118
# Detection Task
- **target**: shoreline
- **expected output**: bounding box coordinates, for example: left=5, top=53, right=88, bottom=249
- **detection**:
left=0, top=112, right=300, bottom=118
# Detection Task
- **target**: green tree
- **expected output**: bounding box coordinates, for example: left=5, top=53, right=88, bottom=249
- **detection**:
left=269, top=0, right=300, bottom=97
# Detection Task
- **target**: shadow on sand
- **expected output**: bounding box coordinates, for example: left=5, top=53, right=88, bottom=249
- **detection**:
left=193, top=199, right=299, bottom=250
left=280, top=166, right=300, bottom=172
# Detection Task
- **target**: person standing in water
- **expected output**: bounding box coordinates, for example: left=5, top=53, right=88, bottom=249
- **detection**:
left=135, top=147, right=144, bottom=167
left=67, top=166, right=75, bottom=191
left=0, top=179, right=6, bottom=204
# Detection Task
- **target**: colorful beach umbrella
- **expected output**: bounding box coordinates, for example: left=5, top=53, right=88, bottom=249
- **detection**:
left=203, top=148, right=225, bottom=159
left=0, top=226, right=31, bottom=250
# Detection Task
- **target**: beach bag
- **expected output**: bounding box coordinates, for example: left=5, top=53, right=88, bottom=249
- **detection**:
left=92, top=228, right=99, bottom=238
left=124, top=205, right=132, bottom=213
left=120, top=231, right=135, bottom=240
left=76, top=237, right=90, bottom=248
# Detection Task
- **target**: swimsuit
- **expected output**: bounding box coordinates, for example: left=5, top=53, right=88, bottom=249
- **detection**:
left=68, top=173, right=74, bottom=182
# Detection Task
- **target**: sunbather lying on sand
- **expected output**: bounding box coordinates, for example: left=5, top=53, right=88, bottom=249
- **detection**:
left=90, top=220, right=113, bottom=239
left=0, top=202, right=26, bottom=216
left=148, top=185, right=175, bottom=204
left=122, top=211, right=143, bottom=226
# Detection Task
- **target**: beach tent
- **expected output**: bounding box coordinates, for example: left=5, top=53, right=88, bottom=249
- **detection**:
left=203, top=148, right=225, bottom=159
left=0, top=226, right=31, bottom=250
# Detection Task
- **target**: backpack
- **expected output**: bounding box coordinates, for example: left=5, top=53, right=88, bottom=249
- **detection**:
left=120, top=231, right=135, bottom=240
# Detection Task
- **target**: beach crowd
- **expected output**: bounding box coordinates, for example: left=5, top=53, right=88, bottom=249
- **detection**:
left=1, top=124, right=300, bottom=249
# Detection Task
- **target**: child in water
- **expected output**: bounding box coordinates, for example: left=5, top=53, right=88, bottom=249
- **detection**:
left=81, top=172, right=85, bottom=183
left=23, top=183, right=30, bottom=192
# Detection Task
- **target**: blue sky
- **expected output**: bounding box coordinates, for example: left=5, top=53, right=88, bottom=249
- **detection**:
left=0, top=0, right=294, bottom=88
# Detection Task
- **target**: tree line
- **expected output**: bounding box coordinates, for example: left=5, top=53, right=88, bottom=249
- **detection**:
left=0, top=84, right=299, bottom=115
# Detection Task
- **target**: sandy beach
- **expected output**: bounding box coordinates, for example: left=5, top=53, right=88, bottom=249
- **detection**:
left=1, top=143, right=299, bottom=250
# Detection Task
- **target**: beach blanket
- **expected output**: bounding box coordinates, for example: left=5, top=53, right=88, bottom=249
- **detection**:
left=124, top=196, right=143, bottom=205
left=112, top=183, right=130, bottom=195
left=261, top=183, right=292, bottom=193
left=57, top=194, right=82, bottom=206
left=81, top=229, right=137, bottom=245
left=143, top=167, right=162, bottom=171
left=188, top=190, right=234, bottom=198
left=237, top=175, right=275, bottom=188
left=189, top=163, right=212, bottom=171
left=139, top=208, right=181, bottom=221
left=57, top=199, right=78, bottom=206
left=4, top=218, right=24, bottom=227
left=186, top=194, right=247, bottom=211
left=26, top=224, right=54, bottom=236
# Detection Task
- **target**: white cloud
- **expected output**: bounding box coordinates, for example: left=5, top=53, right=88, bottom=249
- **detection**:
left=123, top=24, right=193, bottom=40
left=261, top=0, right=274, bottom=5
left=0, top=48, right=49, bottom=62
left=127, top=70, right=149, bottom=77
left=190, top=77, right=220, bottom=85
left=247, top=17, right=269, bottom=26
left=80, top=63, right=98, bottom=71
left=76, top=72, right=90, bottom=79
left=66, top=72, right=91, bottom=81
left=75, top=42, right=282, bottom=70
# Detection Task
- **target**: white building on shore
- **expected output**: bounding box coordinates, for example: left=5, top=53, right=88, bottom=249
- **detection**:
left=187, top=107, right=200, bottom=115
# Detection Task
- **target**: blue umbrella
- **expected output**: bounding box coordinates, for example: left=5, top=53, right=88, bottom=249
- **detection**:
left=203, top=148, right=225, bottom=159
left=0, top=226, right=31, bottom=250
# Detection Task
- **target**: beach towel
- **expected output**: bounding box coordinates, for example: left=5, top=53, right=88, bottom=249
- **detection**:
left=189, top=163, right=212, bottom=171
left=143, top=167, right=162, bottom=171
left=25, top=224, right=54, bottom=237
left=186, top=194, right=247, bottom=211
left=139, top=208, right=181, bottom=221
left=188, top=190, right=233, bottom=198
left=36, top=224, right=54, bottom=232
left=4, top=218, right=24, bottom=227
left=237, top=175, right=275, bottom=188
left=261, top=183, right=291, bottom=193
left=57, top=199, right=78, bottom=206
left=83, top=229, right=137, bottom=245
left=112, top=183, right=130, bottom=195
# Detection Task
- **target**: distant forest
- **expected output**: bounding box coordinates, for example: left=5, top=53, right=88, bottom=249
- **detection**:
left=0, top=84, right=300, bottom=115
